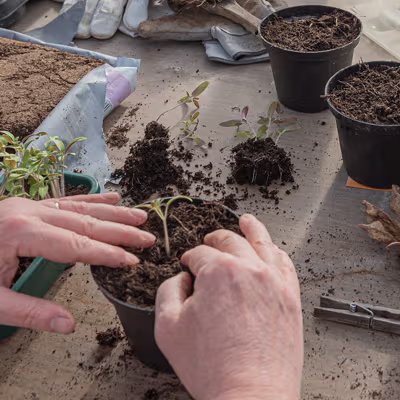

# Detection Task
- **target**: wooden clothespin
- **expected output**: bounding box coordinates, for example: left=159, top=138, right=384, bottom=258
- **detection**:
left=314, top=296, right=400, bottom=335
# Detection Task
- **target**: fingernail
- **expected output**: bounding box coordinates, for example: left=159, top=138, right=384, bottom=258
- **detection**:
left=125, top=253, right=139, bottom=266
left=141, top=232, right=156, bottom=245
left=50, top=316, right=74, bottom=334
left=241, top=213, right=253, bottom=220
left=131, top=209, right=148, bottom=222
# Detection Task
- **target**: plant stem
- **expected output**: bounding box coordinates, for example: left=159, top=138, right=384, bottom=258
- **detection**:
left=156, top=103, right=182, bottom=122
left=162, top=218, right=171, bottom=257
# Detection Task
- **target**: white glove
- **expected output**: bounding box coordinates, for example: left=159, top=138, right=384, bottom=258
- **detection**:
left=57, top=0, right=149, bottom=39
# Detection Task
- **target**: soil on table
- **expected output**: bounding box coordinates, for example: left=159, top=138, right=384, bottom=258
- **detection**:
left=229, top=137, right=294, bottom=188
left=96, top=327, right=124, bottom=347
left=13, top=183, right=90, bottom=285
left=261, top=10, right=361, bottom=52
left=0, top=37, right=102, bottom=137
left=328, top=64, right=400, bottom=125
left=92, top=201, right=239, bottom=307
left=112, top=121, right=190, bottom=204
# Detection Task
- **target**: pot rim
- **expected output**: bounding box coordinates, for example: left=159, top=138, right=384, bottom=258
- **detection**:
left=91, top=198, right=240, bottom=312
left=259, top=5, right=362, bottom=56
left=325, top=60, right=400, bottom=129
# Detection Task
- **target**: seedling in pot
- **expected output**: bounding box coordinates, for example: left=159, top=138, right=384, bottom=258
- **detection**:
left=156, top=81, right=209, bottom=147
left=0, top=130, right=86, bottom=200
left=220, top=101, right=298, bottom=144
left=135, top=195, right=193, bottom=257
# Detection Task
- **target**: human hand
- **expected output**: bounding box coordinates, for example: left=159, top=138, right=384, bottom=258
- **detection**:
left=0, top=193, right=155, bottom=334
left=155, top=214, right=303, bottom=400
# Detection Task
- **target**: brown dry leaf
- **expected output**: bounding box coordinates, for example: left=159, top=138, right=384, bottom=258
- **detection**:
left=360, top=221, right=397, bottom=245
left=390, top=185, right=400, bottom=216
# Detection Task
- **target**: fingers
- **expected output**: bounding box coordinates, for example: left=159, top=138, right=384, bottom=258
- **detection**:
left=156, top=272, right=192, bottom=319
left=204, top=229, right=259, bottom=260
left=0, top=287, right=75, bottom=334
left=41, top=208, right=155, bottom=248
left=48, top=201, right=148, bottom=226
left=44, top=192, right=121, bottom=205
left=19, top=221, right=140, bottom=268
left=239, top=214, right=273, bottom=263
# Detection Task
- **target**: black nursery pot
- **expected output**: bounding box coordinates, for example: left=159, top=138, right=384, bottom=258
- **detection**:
left=91, top=199, right=239, bottom=372
left=259, top=5, right=362, bottom=113
left=326, top=61, right=400, bottom=189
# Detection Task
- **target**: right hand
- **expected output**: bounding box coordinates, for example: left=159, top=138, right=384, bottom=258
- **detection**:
left=155, top=214, right=303, bottom=400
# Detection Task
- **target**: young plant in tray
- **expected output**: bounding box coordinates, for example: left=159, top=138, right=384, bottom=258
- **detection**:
left=135, top=195, right=193, bottom=257
left=0, top=130, right=86, bottom=200
left=156, top=81, right=209, bottom=147
left=220, top=101, right=298, bottom=144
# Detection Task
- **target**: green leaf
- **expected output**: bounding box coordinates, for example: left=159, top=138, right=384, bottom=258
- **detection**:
left=267, top=101, right=280, bottom=119
left=0, top=131, right=17, bottom=144
left=257, top=125, right=267, bottom=138
left=29, top=184, right=38, bottom=198
left=257, top=117, right=269, bottom=125
left=38, top=185, right=49, bottom=200
left=236, top=130, right=252, bottom=139
left=219, top=120, right=242, bottom=127
left=191, top=81, right=209, bottom=97
left=192, top=136, right=205, bottom=146
left=190, top=111, right=200, bottom=122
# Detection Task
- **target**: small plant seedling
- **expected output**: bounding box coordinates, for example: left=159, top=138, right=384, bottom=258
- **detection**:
left=220, top=101, right=298, bottom=144
left=135, top=195, right=193, bottom=257
left=0, top=131, right=86, bottom=200
left=156, top=81, right=209, bottom=147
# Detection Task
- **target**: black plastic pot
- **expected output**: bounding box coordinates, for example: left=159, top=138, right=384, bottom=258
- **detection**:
left=91, top=199, right=239, bottom=372
left=326, top=61, right=400, bottom=189
left=259, top=5, right=362, bottom=113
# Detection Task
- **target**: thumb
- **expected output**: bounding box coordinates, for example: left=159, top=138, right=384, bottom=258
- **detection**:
left=156, top=272, right=192, bottom=319
left=0, top=287, right=75, bottom=334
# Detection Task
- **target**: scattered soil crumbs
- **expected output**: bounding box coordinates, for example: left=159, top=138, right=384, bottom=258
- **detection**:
left=92, top=201, right=239, bottom=307
left=96, top=327, right=124, bottom=347
left=112, top=121, right=190, bottom=204
left=230, top=137, right=294, bottom=189
left=0, top=37, right=102, bottom=137
left=12, top=182, right=90, bottom=285
left=107, top=123, right=130, bottom=149
left=328, top=64, right=400, bottom=125
left=221, top=193, right=238, bottom=210
left=168, top=0, right=223, bottom=12
left=261, top=10, right=361, bottom=52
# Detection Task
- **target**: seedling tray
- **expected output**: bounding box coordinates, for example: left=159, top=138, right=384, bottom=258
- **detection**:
left=0, top=171, right=100, bottom=339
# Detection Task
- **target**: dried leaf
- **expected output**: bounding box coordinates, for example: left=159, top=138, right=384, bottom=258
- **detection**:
left=390, top=185, right=400, bottom=216
left=241, top=106, right=249, bottom=120
left=360, top=221, right=397, bottom=244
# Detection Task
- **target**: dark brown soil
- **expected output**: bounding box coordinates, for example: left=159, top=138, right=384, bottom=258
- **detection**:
left=96, top=327, right=124, bottom=347
left=230, top=137, right=294, bottom=187
left=0, top=37, right=102, bottom=137
left=107, top=123, right=129, bottom=149
left=112, top=122, right=190, bottom=204
left=92, top=201, right=239, bottom=307
left=328, top=64, right=400, bottom=125
left=261, top=10, right=361, bottom=52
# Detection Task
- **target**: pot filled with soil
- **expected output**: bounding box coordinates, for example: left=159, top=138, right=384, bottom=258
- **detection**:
left=259, top=5, right=362, bottom=113
left=91, top=197, right=239, bottom=372
left=325, top=61, right=400, bottom=188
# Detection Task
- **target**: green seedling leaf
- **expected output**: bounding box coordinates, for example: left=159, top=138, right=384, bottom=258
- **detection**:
left=236, top=130, right=252, bottom=139
left=267, top=101, right=280, bottom=119
left=191, top=81, right=209, bottom=97
left=38, top=185, right=49, bottom=199
left=220, top=120, right=242, bottom=127
left=257, top=125, right=267, bottom=138
left=178, top=95, right=190, bottom=104
left=0, top=131, right=17, bottom=144
left=190, top=111, right=200, bottom=122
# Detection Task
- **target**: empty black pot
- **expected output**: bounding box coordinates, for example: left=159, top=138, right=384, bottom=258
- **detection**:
left=259, top=5, right=362, bottom=113
left=91, top=199, right=239, bottom=372
left=326, top=61, right=400, bottom=189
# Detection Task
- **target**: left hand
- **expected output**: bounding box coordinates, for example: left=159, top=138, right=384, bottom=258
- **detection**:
left=0, top=192, right=154, bottom=334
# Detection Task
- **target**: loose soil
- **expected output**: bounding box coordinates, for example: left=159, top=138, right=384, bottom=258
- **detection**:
left=13, top=183, right=90, bottom=285
left=112, top=121, right=190, bottom=204
left=92, top=201, right=239, bottom=307
left=261, top=10, right=361, bottom=52
left=96, top=327, right=124, bottom=347
left=328, top=64, right=400, bottom=125
left=230, top=137, right=294, bottom=188
left=0, top=37, right=102, bottom=137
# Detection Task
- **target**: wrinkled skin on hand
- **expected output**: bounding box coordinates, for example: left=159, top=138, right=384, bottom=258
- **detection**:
left=155, top=213, right=303, bottom=400
left=0, top=193, right=154, bottom=334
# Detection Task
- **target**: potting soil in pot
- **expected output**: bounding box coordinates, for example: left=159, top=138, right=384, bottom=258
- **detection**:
left=229, top=137, right=294, bottom=187
left=92, top=201, right=239, bottom=307
left=328, top=64, right=400, bottom=125
left=0, top=37, right=102, bottom=137
left=112, top=121, right=190, bottom=204
left=261, top=10, right=361, bottom=52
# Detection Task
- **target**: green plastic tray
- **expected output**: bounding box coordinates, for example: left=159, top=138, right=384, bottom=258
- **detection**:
left=0, top=171, right=100, bottom=339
